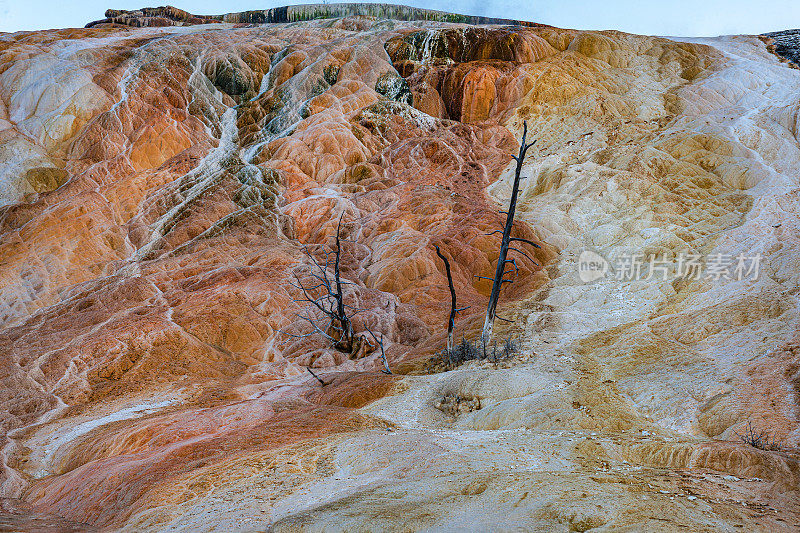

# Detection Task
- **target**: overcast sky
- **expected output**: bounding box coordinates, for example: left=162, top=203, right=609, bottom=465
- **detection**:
left=0, top=0, right=798, bottom=36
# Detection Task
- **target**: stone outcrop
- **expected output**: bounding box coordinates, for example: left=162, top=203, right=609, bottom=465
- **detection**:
left=0, top=6, right=799, bottom=531
left=763, top=29, right=800, bottom=67
left=86, top=4, right=551, bottom=29
left=85, top=6, right=221, bottom=28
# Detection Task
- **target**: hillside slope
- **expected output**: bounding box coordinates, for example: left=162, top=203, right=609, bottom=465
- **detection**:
left=0, top=6, right=799, bottom=531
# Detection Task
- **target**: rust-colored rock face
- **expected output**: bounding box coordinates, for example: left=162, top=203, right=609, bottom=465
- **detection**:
left=1, top=6, right=800, bottom=531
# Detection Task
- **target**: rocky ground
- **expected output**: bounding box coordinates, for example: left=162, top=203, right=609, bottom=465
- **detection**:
left=0, top=5, right=799, bottom=531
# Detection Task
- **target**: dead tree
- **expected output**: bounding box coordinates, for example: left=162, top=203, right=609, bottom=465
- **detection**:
left=478, top=121, right=541, bottom=354
left=285, top=213, right=356, bottom=353
left=434, top=244, right=469, bottom=355
left=284, top=215, right=394, bottom=375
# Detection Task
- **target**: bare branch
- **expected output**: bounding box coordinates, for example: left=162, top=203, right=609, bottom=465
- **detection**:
left=295, top=314, right=338, bottom=343
left=308, top=272, right=330, bottom=283
left=509, top=236, right=541, bottom=249
left=291, top=281, right=325, bottom=291
left=503, top=259, right=519, bottom=278
left=508, top=246, right=538, bottom=265
left=364, top=327, right=391, bottom=374
left=292, top=274, right=330, bottom=316
left=306, top=366, right=325, bottom=385
left=278, top=329, right=314, bottom=340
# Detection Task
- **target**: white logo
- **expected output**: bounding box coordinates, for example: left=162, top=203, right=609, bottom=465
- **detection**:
left=576, top=249, right=761, bottom=283
left=578, top=250, right=609, bottom=283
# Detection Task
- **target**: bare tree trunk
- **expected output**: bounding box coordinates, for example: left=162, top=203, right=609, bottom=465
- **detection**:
left=435, top=245, right=457, bottom=354
left=331, top=213, right=353, bottom=351
left=480, top=121, right=537, bottom=354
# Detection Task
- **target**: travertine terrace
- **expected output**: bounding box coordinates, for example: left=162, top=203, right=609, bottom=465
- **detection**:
left=0, top=5, right=799, bottom=531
